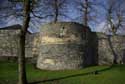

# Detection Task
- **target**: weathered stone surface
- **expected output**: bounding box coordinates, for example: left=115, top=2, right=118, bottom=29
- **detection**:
left=0, top=25, right=40, bottom=58
left=37, top=44, right=85, bottom=70
left=96, top=33, right=125, bottom=65
left=36, top=22, right=90, bottom=70
left=0, top=25, right=20, bottom=57
left=1, top=23, right=125, bottom=70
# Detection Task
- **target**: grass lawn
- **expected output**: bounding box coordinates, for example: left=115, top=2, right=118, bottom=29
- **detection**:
left=0, top=61, right=125, bottom=84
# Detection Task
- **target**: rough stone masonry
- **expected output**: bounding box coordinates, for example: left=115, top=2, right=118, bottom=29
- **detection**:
left=0, top=25, right=39, bottom=59
left=37, top=22, right=91, bottom=70
left=0, top=22, right=125, bottom=70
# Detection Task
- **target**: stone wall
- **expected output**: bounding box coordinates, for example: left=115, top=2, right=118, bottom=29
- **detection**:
left=25, top=33, right=40, bottom=58
left=37, top=22, right=90, bottom=70
left=0, top=26, right=20, bottom=57
left=1, top=23, right=125, bottom=70
left=0, top=25, right=40, bottom=59
left=96, top=33, right=125, bottom=65
left=84, top=32, right=98, bottom=66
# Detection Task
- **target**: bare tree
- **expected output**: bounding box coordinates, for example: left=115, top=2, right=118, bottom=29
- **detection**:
left=104, top=0, right=125, bottom=35
left=31, top=0, right=68, bottom=23
left=1, top=0, right=32, bottom=84
left=74, top=0, right=98, bottom=26
left=102, top=0, right=125, bottom=64
left=18, top=0, right=31, bottom=84
left=0, top=1, right=41, bottom=84
left=84, top=0, right=89, bottom=26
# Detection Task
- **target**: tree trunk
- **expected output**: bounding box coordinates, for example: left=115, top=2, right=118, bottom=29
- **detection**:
left=54, top=0, right=58, bottom=23
left=18, top=0, right=30, bottom=84
left=84, top=0, right=88, bottom=26
left=107, top=35, right=118, bottom=64
left=18, top=33, right=27, bottom=84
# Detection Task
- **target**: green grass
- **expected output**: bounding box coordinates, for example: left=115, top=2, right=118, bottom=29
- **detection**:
left=0, top=61, right=125, bottom=84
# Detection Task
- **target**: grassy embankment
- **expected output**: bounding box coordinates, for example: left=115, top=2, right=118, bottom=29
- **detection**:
left=0, top=61, right=125, bottom=84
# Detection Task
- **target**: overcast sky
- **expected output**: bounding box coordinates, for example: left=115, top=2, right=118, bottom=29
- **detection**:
left=0, top=0, right=125, bottom=34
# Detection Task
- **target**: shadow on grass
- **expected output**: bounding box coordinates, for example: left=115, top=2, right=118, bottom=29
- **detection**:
left=29, top=65, right=113, bottom=84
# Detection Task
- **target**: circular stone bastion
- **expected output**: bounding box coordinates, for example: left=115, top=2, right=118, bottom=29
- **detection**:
left=37, top=22, right=90, bottom=70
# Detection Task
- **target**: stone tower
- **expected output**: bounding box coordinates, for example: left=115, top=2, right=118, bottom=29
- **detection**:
left=37, top=22, right=90, bottom=70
